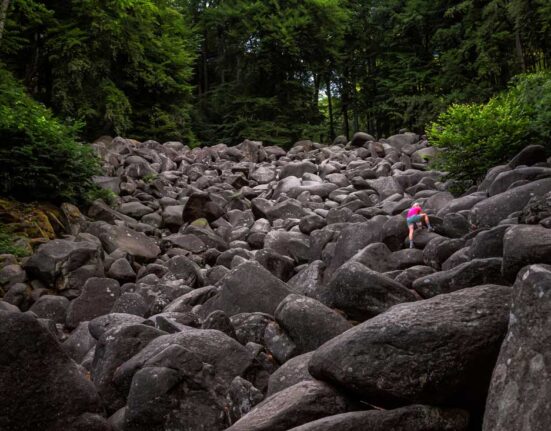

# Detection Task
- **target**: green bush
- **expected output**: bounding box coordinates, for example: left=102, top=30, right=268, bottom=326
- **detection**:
left=428, top=72, right=551, bottom=192
left=0, top=68, right=100, bottom=204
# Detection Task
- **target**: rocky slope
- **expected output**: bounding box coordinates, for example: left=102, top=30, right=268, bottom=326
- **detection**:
left=1, top=133, right=550, bottom=431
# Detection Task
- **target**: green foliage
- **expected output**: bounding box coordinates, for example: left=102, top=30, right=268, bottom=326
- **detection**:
left=142, top=173, right=158, bottom=184
left=1, top=0, right=550, bottom=149
left=84, top=187, right=118, bottom=206
left=429, top=72, right=551, bottom=191
left=2, top=0, right=198, bottom=143
left=0, top=68, right=100, bottom=203
left=0, top=225, right=30, bottom=258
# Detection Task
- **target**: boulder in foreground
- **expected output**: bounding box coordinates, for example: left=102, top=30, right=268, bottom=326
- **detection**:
left=309, top=285, right=511, bottom=408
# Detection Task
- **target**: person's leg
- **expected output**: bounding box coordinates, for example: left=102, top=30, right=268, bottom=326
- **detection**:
left=422, top=213, right=434, bottom=230
left=408, top=224, right=415, bottom=248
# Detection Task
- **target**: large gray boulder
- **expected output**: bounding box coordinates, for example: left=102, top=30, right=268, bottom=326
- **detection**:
left=66, top=277, right=121, bottom=329
left=87, top=222, right=161, bottom=262
left=320, top=261, right=417, bottom=322
left=115, top=328, right=253, bottom=431
left=287, top=260, right=325, bottom=299
left=324, top=221, right=384, bottom=280
left=309, top=284, right=511, bottom=408
left=91, top=324, right=166, bottom=414
left=470, top=178, right=551, bottom=227
left=23, top=238, right=103, bottom=290
left=275, top=294, right=352, bottom=355
left=483, top=265, right=551, bottom=431
left=412, top=258, right=507, bottom=298
left=501, top=224, right=551, bottom=281
left=288, top=405, right=470, bottom=431
left=0, top=311, right=106, bottom=431
left=267, top=352, right=315, bottom=396
left=200, top=261, right=291, bottom=317
left=226, top=380, right=353, bottom=431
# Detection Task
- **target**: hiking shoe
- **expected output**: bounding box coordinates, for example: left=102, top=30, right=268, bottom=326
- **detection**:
left=409, top=241, right=415, bottom=249
left=427, top=226, right=435, bottom=232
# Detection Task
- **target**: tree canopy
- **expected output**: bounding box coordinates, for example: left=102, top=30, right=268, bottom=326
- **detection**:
left=1, top=0, right=549, bottom=146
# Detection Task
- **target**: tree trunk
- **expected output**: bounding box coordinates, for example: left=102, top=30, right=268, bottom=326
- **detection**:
left=515, top=27, right=526, bottom=72
left=326, top=77, right=335, bottom=142
left=0, top=0, right=10, bottom=47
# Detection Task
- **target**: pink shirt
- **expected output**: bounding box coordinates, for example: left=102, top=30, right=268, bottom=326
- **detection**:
left=407, top=206, right=422, bottom=217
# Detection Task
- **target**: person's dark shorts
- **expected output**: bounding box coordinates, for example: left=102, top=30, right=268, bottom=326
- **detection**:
left=407, top=215, right=422, bottom=225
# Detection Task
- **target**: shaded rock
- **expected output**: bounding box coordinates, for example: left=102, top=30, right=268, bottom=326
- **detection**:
left=66, top=277, right=121, bottom=329
left=287, top=260, right=324, bottom=299
left=299, top=214, right=327, bottom=235
left=23, top=238, right=103, bottom=290
left=394, top=265, right=436, bottom=289
left=182, top=193, right=225, bottom=223
left=275, top=294, right=352, bottom=354
left=483, top=264, right=551, bottom=431
left=309, top=284, right=511, bottom=409
left=91, top=323, right=166, bottom=414
left=119, top=201, right=153, bottom=218
left=29, top=294, right=70, bottom=324
left=423, top=237, right=466, bottom=270
left=200, top=261, right=291, bottom=317
left=264, top=230, right=310, bottom=263
left=266, top=199, right=307, bottom=222
left=469, top=225, right=509, bottom=259
left=391, top=248, right=425, bottom=269
left=255, top=249, right=295, bottom=282
left=106, top=257, right=136, bottom=283
left=263, top=321, right=297, bottom=364
left=89, top=222, right=160, bottom=262
left=412, top=258, right=507, bottom=298
left=111, top=292, right=148, bottom=316
left=324, top=221, right=384, bottom=280
left=227, top=376, right=265, bottom=424
left=508, top=144, right=547, bottom=168
left=62, top=321, right=97, bottom=363
left=288, top=405, right=470, bottom=431
left=320, top=261, right=417, bottom=322
left=226, top=380, right=352, bottom=431
left=0, top=312, right=104, bottom=431
left=115, top=328, right=253, bottom=431
left=470, top=178, right=551, bottom=228
left=502, top=224, right=551, bottom=281
left=88, top=313, right=146, bottom=339
left=267, top=352, right=315, bottom=396
left=349, top=242, right=397, bottom=273
left=202, top=310, right=236, bottom=339
left=230, top=312, right=274, bottom=345
left=280, top=161, right=317, bottom=180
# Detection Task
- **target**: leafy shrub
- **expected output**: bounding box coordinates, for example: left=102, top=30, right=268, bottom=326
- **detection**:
left=428, top=72, right=551, bottom=192
left=0, top=68, right=100, bottom=204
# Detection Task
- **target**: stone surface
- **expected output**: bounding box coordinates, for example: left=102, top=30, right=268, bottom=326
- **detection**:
left=288, top=405, right=470, bottom=431
left=226, top=380, right=352, bottom=431
left=66, top=277, right=121, bottom=329
left=200, top=261, right=291, bottom=317
left=483, top=265, right=551, bottom=431
left=0, top=311, right=105, bottom=431
left=321, top=261, right=417, bottom=322
left=310, top=285, right=511, bottom=408
left=275, top=294, right=352, bottom=354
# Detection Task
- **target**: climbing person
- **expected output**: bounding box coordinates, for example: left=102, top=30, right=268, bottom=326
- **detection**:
left=406, top=202, right=433, bottom=248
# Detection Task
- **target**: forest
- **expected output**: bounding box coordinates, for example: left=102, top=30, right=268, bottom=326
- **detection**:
left=1, top=0, right=549, bottom=147
left=0, top=0, right=550, bottom=203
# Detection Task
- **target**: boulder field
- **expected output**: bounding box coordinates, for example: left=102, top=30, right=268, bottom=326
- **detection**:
left=1, top=134, right=550, bottom=430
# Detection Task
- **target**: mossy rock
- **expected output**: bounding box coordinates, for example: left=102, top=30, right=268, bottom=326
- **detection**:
left=0, top=199, right=67, bottom=256
left=191, top=218, right=209, bottom=228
